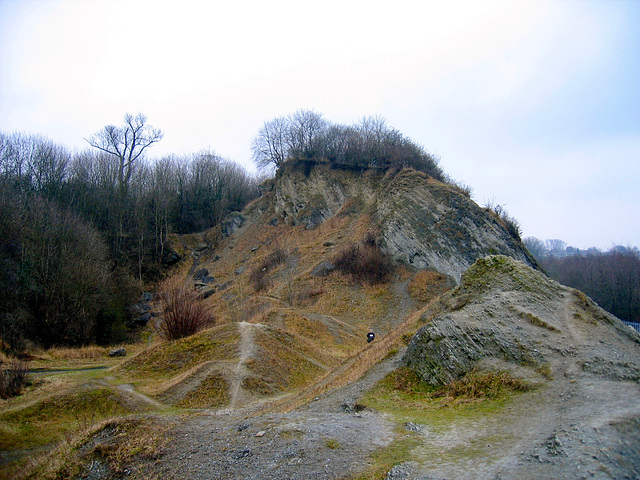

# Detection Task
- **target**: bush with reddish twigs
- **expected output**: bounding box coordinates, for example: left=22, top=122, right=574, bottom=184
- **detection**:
left=158, top=284, right=213, bottom=340
left=333, top=235, right=394, bottom=285
left=0, top=360, right=29, bottom=399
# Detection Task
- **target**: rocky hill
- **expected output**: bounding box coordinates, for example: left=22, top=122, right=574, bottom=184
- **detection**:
left=253, top=163, right=536, bottom=282
left=6, top=165, right=639, bottom=479
left=399, top=255, right=640, bottom=479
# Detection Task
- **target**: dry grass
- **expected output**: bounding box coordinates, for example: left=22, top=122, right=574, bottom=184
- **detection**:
left=0, top=386, right=133, bottom=453
left=114, top=323, right=239, bottom=394
left=37, top=345, right=110, bottom=360
left=246, top=327, right=327, bottom=394
left=266, top=304, right=429, bottom=413
left=175, top=373, right=230, bottom=408
left=19, top=416, right=173, bottom=480
left=434, top=369, right=531, bottom=403
left=509, top=306, right=561, bottom=332
left=408, top=270, right=455, bottom=302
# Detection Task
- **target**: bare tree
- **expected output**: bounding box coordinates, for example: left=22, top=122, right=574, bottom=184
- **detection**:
left=251, top=116, right=289, bottom=171
left=86, top=113, right=163, bottom=196
left=523, top=236, right=548, bottom=260
left=287, top=109, right=327, bottom=159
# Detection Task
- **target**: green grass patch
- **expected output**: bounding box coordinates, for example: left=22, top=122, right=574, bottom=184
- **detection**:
left=324, top=438, right=340, bottom=449
left=352, top=431, right=421, bottom=480
left=0, top=386, right=131, bottom=451
left=355, top=366, right=534, bottom=476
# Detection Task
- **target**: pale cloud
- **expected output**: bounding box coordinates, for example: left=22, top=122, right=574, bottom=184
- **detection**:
left=0, top=0, right=638, bottom=249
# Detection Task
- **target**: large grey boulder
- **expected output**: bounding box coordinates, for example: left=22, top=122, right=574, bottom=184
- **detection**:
left=402, top=255, right=640, bottom=386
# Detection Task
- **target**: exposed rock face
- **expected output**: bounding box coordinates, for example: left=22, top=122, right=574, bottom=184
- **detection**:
left=400, top=255, right=640, bottom=479
left=266, top=164, right=535, bottom=282
left=402, top=255, right=640, bottom=386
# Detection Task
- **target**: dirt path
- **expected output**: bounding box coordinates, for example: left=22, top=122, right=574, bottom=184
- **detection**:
left=227, top=321, right=255, bottom=410
left=150, top=343, right=400, bottom=480
left=149, top=283, right=418, bottom=480
left=390, top=289, right=640, bottom=480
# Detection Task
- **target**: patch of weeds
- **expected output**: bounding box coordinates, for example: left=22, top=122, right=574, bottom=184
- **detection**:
left=434, top=370, right=531, bottom=402
left=278, top=428, right=304, bottom=439
left=352, top=432, right=421, bottom=480
left=509, top=306, right=560, bottom=332
left=324, top=438, right=340, bottom=449
left=0, top=386, right=130, bottom=451
left=0, top=359, right=29, bottom=398
left=537, top=363, right=553, bottom=380
left=22, top=416, right=172, bottom=480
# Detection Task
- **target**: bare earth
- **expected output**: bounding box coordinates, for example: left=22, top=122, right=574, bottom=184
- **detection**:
left=140, top=272, right=640, bottom=480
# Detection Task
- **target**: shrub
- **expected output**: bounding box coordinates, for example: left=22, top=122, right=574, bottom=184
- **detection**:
left=333, top=236, right=394, bottom=285
left=249, top=247, right=288, bottom=292
left=485, top=199, right=522, bottom=240
left=435, top=369, right=530, bottom=400
left=0, top=359, right=29, bottom=398
left=158, top=282, right=213, bottom=340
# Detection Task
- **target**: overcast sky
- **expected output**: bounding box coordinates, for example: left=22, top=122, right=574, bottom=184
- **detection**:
left=1, top=0, right=638, bottom=250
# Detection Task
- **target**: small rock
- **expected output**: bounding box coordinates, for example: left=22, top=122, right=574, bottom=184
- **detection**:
left=311, top=261, right=336, bottom=277
left=404, top=422, right=425, bottom=432
left=254, top=430, right=266, bottom=437
left=193, top=268, right=209, bottom=280
left=231, top=449, right=252, bottom=459
left=109, top=347, right=126, bottom=357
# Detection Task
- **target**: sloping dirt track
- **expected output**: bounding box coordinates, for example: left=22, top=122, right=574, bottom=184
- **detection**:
left=146, top=269, right=640, bottom=480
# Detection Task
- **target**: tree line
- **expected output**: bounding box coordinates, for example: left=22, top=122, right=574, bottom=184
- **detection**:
left=0, top=114, right=259, bottom=350
left=0, top=110, right=477, bottom=351
left=251, top=110, right=450, bottom=183
left=524, top=237, right=640, bottom=322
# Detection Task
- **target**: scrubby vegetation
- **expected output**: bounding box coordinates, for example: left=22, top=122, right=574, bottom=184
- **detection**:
left=249, top=246, right=289, bottom=292
left=0, top=359, right=29, bottom=399
left=157, top=280, right=214, bottom=340
left=332, top=234, right=395, bottom=285
left=252, top=110, right=447, bottom=182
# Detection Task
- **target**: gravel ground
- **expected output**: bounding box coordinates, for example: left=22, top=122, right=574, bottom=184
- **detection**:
left=155, top=410, right=394, bottom=480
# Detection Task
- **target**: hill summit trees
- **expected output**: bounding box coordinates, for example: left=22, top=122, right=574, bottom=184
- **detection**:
left=252, top=110, right=446, bottom=181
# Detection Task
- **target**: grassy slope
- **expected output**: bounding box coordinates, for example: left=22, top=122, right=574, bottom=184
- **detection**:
left=1, top=169, right=462, bottom=478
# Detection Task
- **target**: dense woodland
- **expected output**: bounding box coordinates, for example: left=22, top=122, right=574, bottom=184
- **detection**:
left=524, top=237, right=640, bottom=322
left=0, top=114, right=259, bottom=350
left=0, top=111, right=637, bottom=352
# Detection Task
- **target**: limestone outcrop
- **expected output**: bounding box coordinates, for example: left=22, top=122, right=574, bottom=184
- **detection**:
left=254, top=164, right=536, bottom=283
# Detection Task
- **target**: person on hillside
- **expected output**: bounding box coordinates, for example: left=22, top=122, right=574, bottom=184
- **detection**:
left=367, top=329, right=375, bottom=343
